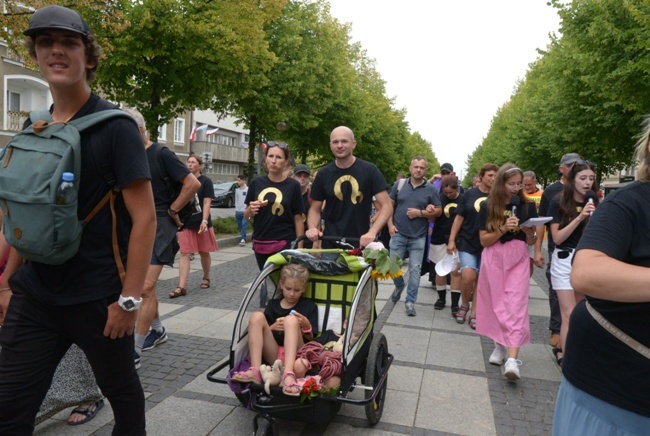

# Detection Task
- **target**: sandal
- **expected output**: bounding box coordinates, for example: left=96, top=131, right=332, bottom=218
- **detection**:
left=469, top=314, right=477, bottom=330
left=455, top=304, right=469, bottom=324
left=200, top=277, right=210, bottom=289
left=281, top=370, right=300, bottom=397
left=68, top=399, right=104, bottom=426
left=232, top=366, right=262, bottom=384
left=169, top=287, right=187, bottom=298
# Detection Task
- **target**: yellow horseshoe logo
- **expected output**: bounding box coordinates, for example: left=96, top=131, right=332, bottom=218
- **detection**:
left=258, top=187, right=284, bottom=216
left=444, top=202, right=458, bottom=218
left=334, top=175, right=363, bottom=204
left=474, top=197, right=487, bottom=212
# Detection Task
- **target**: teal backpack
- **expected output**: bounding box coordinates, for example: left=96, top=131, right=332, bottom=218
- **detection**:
left=0, top=109, right=132, bottom=266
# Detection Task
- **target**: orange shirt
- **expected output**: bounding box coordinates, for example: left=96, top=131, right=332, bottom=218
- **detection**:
left=525, top=188, right=543, bottom=212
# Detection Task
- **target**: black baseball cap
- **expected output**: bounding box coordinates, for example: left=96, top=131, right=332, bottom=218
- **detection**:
left=24, top=5, right=91, bottom=37
left=294, top=164, right=311, bottom=175
left=440, top=163, right=454, bottom=173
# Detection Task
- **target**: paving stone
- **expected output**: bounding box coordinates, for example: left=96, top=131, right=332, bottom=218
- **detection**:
left=34, top=244, right=560, bottom=436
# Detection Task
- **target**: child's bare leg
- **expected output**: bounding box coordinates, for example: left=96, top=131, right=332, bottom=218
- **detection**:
left=248, top=312, right=278, bottom=369
left=293, top=357, right=311, bottom=378
left=281, top=316, right=305, bottom=394
left=323, top=376, right=341, bottom=390
left=282, top=316, right=305, bottom=373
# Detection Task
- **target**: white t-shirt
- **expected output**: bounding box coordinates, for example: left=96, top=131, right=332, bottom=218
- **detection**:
left=235, top=185, right=247, bottom=212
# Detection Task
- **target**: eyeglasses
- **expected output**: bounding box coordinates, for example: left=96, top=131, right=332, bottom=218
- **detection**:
left=267, top=141, right=288, bottom=150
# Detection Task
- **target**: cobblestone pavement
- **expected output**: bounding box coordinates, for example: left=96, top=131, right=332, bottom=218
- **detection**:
left=35, top=239, right=560, bottom=435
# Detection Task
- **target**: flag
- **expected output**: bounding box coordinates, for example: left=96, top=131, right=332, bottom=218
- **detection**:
left=206, top=127, right=220, bottom=136
left=189, top=125, right=208, bottom=142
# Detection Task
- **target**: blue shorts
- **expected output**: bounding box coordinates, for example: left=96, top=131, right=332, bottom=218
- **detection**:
left=459, top=251, right=481, bottom=273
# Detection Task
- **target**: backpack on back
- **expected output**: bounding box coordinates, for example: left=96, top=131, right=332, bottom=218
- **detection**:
left=0, top=109, right=131, bottom=267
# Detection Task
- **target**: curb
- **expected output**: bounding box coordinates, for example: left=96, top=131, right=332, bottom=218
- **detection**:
left=216, top=235, right=250, bottom=249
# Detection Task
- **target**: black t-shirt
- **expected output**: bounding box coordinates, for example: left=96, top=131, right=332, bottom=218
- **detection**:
left=310, top=158, right=387, bottom=244
left=563, top=181, right=650, bottom=417
left=431, top=192, right=462, bottom=245
left=539, top=180, right=562, bottom=251
left=547, top=197, right=587, bottom=249
left=455, top=187, right=489, bottom=254
left=184, top=174, right=214, bottom=230
left=10, top=93, right=151, bottom=305
left=146, top=143, right=191, bottom=215
left=264, top=298, right=319, bottom=345
left=245, top=176, right=305, bottom=242
left=478, top=198, right=537, bottom=243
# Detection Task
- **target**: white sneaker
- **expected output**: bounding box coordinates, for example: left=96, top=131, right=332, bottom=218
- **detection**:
left=239, top=239, right=245, bottom=246
left=504, top=358, right=522, bottom=381
left=489, top=343, right=506, bottom=366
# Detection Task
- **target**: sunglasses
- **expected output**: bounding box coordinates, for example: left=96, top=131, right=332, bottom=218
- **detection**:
left=267, top=141, right=288, bottom=150
left=574, top=159, right=596, bottom=169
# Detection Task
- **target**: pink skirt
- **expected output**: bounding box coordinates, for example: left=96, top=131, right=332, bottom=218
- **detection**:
left=476, top=239, right=530, bottom=347
left=177, top=227, right=219, bottom=254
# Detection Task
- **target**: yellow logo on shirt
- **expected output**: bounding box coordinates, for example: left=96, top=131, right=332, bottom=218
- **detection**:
left=258, top=188, right=284, bottom=216
left=334, top=175, right=363, bottom=204
left=474, top=197, right=487, bottom=212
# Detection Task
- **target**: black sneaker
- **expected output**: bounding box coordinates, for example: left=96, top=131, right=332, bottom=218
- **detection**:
left=390, top=285, right=405, bottom=303
left=434, top=298, right=446, bottom=310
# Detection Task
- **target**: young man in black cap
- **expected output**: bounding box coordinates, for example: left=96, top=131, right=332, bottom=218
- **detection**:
left=0, top=5, right=154, bottom=434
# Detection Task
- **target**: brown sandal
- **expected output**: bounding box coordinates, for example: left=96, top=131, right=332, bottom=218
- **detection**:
left=200, top=278, right=210, bottom=289
left=169, top=287, right=187, bottom=298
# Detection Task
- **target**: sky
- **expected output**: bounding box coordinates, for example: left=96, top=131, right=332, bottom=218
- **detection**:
left=327, top=0, right=562, bottom=179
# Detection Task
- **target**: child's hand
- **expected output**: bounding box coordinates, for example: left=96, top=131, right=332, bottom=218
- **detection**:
left=271, top=317, right=285, bottom=331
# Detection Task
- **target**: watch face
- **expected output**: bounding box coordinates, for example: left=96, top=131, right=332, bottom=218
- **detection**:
left=123, top=300, right=135, bottom=310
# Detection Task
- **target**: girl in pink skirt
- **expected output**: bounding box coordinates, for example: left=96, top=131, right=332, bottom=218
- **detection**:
left=475, top=164, right=538, bottom=381
left=170, top=155, right=219, bottom=298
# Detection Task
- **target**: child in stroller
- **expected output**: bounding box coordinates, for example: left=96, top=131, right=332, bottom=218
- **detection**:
left=232, top=263, right=319, bottom=396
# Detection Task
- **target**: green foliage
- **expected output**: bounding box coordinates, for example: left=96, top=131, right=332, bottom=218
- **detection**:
left=213, top=216, right=241, bottom=235
left=96, top=0, right=286, bottom=136
left=467, top=0, right=650, bottom=185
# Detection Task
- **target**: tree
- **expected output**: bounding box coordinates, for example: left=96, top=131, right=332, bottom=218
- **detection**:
left=97, top=0, right=286, bottom=138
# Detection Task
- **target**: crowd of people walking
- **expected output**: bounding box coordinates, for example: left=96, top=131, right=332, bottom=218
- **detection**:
left=0, top=4, right=647, bottom=435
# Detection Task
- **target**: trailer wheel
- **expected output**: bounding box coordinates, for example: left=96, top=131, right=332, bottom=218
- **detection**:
left=364, top=332, right=388, bottom=424
left=253, top=414, right=276, bottom=436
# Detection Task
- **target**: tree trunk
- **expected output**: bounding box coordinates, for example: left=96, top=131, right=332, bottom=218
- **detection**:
left=246, top=114, right=258, bottom=184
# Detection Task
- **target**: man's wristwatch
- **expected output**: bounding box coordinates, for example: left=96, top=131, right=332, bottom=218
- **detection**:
left=118, top=295, right=143, bottom=312
left=168, top=208, right=178, bottom=216
left=418, top=210, right=423, bottom=218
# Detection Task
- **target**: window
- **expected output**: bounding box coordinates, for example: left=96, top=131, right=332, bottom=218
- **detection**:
left=158, top=124, right=167, bottom=142
left=7, top=92, right=20, bottom=112
left=173, top=118, right=185, bottom=143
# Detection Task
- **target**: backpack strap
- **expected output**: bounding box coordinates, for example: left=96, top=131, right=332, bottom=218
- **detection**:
left=81, top=109, right=135, bottom=287
left=29, top=110, right=52, bottom=124
left=84, top=188, right=125, bottom=284
left=70, top=110, right=130, bottom=133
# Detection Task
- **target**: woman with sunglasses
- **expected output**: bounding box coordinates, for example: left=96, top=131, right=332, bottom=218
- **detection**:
left=547, top=160, right=597, bottom=365
left=475, top=164, right=538, bottom=381
left=553, top=124, right=650, bottom=434
left=244, top=142, right=305, bottom=270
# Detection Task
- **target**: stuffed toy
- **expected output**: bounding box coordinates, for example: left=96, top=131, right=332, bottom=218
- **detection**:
left=259, top=359, right=283, bottom=395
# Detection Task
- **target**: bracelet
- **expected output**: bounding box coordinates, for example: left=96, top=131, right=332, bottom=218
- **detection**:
left=301, top=326, right=312, bottom=334
left=0, top=287, right=11, bottom=293
left=201, top=219, right=208, bottom=224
